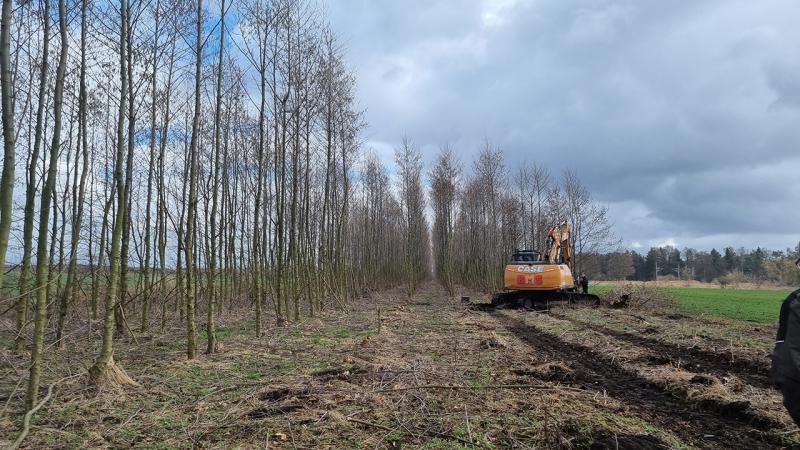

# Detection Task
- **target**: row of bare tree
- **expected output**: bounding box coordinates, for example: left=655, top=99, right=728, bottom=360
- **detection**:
left=0, top=0, right=423, bottom=412
left=0, top=0, right=614, bottom=414
left=429, top=143, right=616, bottom=294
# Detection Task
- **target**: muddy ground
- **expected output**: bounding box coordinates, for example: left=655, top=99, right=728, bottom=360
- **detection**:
left=1, top=283, right=797, bottom=449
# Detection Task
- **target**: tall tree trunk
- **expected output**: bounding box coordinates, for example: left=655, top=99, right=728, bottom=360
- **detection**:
left=15, top=0, right=50, bottom=353
left=26, top=0, right=68, bottom=410
left=89, top=0, right=135, bottom=387
left=184, top=0, right=203, bottom=360
left=0, top=0, right=15, bottom=292
left=206, top=0, right=225, bottom=354
left=158, top=36, right=176, bottom=331
left=141, top=0, right=161, bottom=334
left=252, top=21, right=267, bottom=338
left=118, top=7, right=137, bottom=337
left=57, top=0, right=90, bottom=347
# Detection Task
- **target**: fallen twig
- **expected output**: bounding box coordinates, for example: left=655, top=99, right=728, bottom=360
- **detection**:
left=346, top=416, right=393, bottom=432
left=9, top=374, right=80, bottom=450
left=372, top=383, right=584, bottom=393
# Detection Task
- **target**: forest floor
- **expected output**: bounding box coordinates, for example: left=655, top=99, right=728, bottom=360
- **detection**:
left=1, top=283, right=798, bottom=449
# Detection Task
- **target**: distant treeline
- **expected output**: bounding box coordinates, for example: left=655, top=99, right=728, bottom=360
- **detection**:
left=584, top=244, right=800, bottom=286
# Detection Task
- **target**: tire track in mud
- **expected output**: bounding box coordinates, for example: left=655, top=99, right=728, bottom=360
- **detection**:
left=550, top=312, right=772, bottom=389
left=493, top=312, right=784, bottom=449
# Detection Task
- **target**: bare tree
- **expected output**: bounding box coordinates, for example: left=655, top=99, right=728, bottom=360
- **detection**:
left=205, top=0, right=226, bottom=354
left=15, top=0, right=50, bottom=353
left=395, top=137, right=429, bottom=296
left=56, top=0, right=91, bottom=347
left=88, top=0, right=136, bottom=387
left=429, top=146, right=460, bottom=295
left=561, top=170, right=617, bottom=275
left=514, top=162, right=551, bottom=251
left=183, top=0, right=203, bottom=360
left=26, top=0, right=68, bottom=409
left=0, top=0, right=15, bottom=291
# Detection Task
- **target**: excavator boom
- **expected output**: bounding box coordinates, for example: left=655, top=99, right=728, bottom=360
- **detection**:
left=546, top=222, right=571, bottom=265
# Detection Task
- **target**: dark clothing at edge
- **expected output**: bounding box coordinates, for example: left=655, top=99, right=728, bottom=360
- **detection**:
left=772, top=289, right=800, bottom=427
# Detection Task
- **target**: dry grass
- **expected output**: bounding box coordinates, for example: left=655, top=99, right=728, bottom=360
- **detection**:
left=0, top=283, right=797, bottom=449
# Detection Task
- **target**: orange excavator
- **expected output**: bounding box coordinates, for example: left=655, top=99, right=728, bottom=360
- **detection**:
left=491, top=222, right=599, bottom=308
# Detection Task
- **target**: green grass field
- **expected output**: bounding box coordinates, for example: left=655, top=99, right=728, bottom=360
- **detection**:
left=669, top=286, right=791, bottom=324
left=597, top=283, right=792, bottom=324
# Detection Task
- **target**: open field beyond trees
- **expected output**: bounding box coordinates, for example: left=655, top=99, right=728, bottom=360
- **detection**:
left=596, top=282, right=792, bottom=324
left=667, top=287, right=789, bottom=324
left=1, top=283, right=797, bottom=449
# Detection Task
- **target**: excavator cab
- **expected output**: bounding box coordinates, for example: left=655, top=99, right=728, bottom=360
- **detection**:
left=511, top=250, right=541, bottom=263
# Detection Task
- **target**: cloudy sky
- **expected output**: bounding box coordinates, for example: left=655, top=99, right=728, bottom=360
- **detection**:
left=327, top=0, right=800, bottom=252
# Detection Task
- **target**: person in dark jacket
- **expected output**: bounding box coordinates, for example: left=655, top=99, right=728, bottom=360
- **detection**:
left=580, top=273, right=589, bottom=294
left=772, top=258, right=800, bottom=427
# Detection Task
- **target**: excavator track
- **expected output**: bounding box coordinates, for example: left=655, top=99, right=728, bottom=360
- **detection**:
left=490, top=290, right=600, bottom=309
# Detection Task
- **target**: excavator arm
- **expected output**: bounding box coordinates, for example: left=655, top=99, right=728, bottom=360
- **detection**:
left=546, top=222, right=571, bottom=264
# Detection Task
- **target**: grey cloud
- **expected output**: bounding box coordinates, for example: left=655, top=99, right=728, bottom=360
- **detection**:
left=766, top=61, right=800, bottom=109
left=329, top=0, right=800, bottom=250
